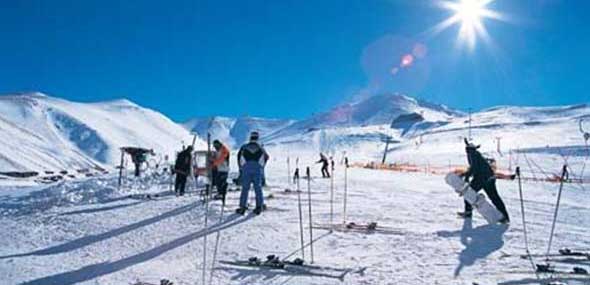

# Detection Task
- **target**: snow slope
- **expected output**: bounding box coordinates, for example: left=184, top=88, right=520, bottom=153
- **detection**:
left=0, top=93, right=202, bottom=172
left=1, top=161, right=589, bottom=285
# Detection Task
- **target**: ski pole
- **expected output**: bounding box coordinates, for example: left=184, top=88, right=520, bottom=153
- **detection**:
left=287, top=157, right=291, bottom=189
left=295, top=168, right=305, bottom=260
left=202, top=133, right=212, bottom=285
left=343, top=157, right=349, bottom=224
left=516, top=167, right=530, bottom=253
left=546, top=165, right=568, bottom=256
left=330, top=158, right=335, bottom=227
left=208, top=200, right=225, bottom=285
left=306, top=167, right=315, bottom=263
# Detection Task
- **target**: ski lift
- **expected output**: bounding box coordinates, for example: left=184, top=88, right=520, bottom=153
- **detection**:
left=117, top=146, right=154, bottom=189
left=580, top=119, right=589, bottom=142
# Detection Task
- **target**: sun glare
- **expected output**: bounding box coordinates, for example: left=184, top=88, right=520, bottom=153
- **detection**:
left=433, top=0, right=506, bottom=50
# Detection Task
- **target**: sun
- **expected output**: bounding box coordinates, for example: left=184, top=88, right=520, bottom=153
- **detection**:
left=432, top=0, right=506, bottom=50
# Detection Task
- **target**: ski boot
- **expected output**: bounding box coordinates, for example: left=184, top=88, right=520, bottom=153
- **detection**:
left=235, top=207, right=247, bottom=215
left=457, top=211, right=472, bottom=218
left=265, top=255, right=285, bottom=268
left=291, top=257, right=304, bottom=266
left=253, top=204, right=268, bottom=215
left=248, top=256, right=261, bottom=266
left=498, top=217, right=510, bottom=224
left=367, top=222, right=378, bottom=230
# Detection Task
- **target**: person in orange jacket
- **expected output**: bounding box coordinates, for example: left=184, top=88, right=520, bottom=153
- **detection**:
left=211, top=140, right=230, bottom=203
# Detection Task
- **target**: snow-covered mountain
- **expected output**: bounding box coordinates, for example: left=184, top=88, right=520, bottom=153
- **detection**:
left=0, top=92, right=202, bottom=172
left=262, top=93, right=462, bottom=154
left=183, top=116, right=295, bottom=148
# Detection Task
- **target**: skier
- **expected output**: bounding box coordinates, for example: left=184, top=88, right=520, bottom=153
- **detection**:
left=211, top=140, right=230, bottom=202
left=458, top=139, right=510, bottom=223
left=316, top=153, right=330, bottom=178
left=235, top=131, right=269, bottom=215
left=174, top=145, right=193, bottom=196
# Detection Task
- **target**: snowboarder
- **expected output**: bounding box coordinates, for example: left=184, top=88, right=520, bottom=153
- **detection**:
left=236, top=131, right=269, bottom=215
left=316, top=153, right=330, bottom=178
left=211, top=140, right=230, bottom=202
left=458, top=139, right=510, bottom=223
left=174, top=145, right=193, bottom=196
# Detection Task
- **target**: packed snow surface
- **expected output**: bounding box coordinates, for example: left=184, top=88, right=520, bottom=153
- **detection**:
left=1, top=159, right=589, bottom=284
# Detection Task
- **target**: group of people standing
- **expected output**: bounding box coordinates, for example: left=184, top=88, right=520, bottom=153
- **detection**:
left=172, top=131, right=269, bottom=215
left=171, top=131, right=509, bottom=222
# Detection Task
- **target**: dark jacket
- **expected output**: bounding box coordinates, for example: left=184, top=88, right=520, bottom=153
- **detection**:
left=464, top=149, right=494, bottom=190
left=237, top=141, right=269, bottom=168
left=174, top=148, right=192, bottom=175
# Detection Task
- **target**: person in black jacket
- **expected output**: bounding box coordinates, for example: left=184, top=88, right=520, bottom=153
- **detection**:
left=174, top=146, right=193, bottom=196
left=459, top=139, right=510, bottom=223
left=316, top=153, right=330, bottom=178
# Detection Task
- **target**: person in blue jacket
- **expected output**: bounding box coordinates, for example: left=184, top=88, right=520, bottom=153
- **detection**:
left=235, top=131, right=269, bottom=215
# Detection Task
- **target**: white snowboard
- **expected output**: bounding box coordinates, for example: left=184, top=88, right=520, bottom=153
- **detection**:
left=445, top=172, right=504, bottom=224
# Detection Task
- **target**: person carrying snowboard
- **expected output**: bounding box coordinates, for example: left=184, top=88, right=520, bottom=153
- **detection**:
left=174, top=145, right=193, bottom=196
left=458, top=139, right=510, bottom=223
left=211, top=139, right=230, bottom=202
left=316, top=153, right=330, bottom=178
left=236, top=131, right=269, bottom=215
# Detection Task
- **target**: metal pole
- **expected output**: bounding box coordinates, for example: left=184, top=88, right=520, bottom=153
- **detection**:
left=208, top=199, right=225, bottom=285
left=295, top=168, right=304, bottom=260
left=343, top=157, right=349, bottom=224
left=306, top=167, right=314, bottom=263
left=202, top=133, right=211, bottom=285
left=118, top=149, right=124, bottom=190
left=330, top=158, right=335, bottom=226
left=287, top=157, right=291, bottom=188
left=468, top=108, right=472, bottom=140
left=546, top=165, right=568, bottom=256
left=516, top=167, right=530, bottom=253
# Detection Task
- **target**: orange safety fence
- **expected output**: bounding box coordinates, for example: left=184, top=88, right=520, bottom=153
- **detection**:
left=350, top=162, right=590, bottom=184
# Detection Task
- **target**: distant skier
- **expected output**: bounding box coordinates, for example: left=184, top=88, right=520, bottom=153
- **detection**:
left=236, top=131, right=269, bottom=215
left=211, top=140, right=230, bottom=202
left=316, top=153, right=330, bottom=178
left=174, top=145, right=193, bottom=196
left=458, top=139, right=510, bottom=223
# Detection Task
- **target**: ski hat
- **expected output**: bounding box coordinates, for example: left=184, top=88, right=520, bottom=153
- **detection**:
left=250, top=131, right=260, bottom=141
left=464, top=138, right=480, bottom=152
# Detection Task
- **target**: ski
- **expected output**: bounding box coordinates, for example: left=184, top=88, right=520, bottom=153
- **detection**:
left=131, top=279, right=174, bottom=285
left=219, top=256, right=350, bottom=281
left=535, top=263, right=589, bottom=275
left=313, top=222, right=405, bottom=235
left=500, top=249, right=590, bottom=260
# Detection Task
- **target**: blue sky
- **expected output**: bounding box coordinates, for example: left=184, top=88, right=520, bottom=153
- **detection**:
left=0, top=0, right=588, bottom=121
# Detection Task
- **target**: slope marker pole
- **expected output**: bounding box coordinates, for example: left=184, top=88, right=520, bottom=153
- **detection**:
left=546, top=165, right=568, bottom=256
left=342, top=157, right=349, bottom=224
left=306, top=167, right=315, bottom=264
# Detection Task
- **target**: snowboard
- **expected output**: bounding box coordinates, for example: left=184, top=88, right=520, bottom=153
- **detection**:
left=445, top=172, right=504, bottom=224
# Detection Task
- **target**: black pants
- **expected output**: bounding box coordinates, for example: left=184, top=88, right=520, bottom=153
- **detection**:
left=321, top=164, right=330, bottom=178
left=465, top=179, right=509, bottom=220
left=175, top=174, right=187, bottom=195
left=215, top=171, right=228, bottom=200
